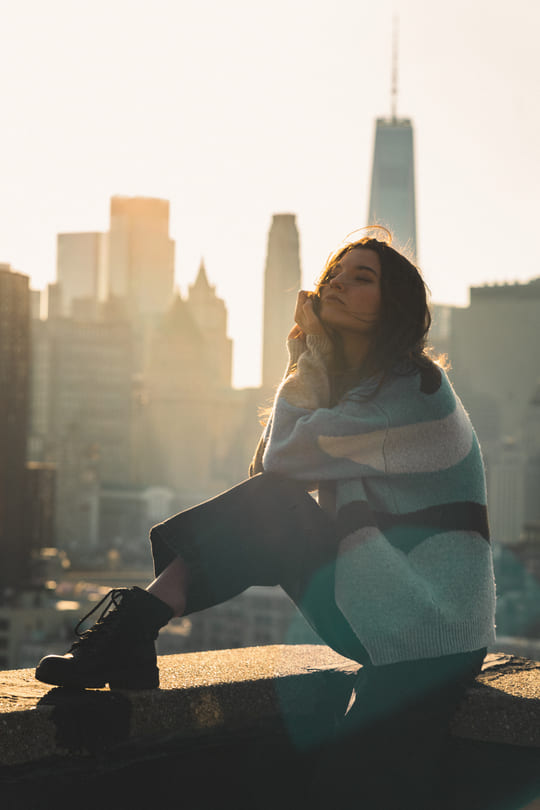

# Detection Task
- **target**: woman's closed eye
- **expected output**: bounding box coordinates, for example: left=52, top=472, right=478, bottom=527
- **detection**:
left=324, top=273, right=373, bottom=286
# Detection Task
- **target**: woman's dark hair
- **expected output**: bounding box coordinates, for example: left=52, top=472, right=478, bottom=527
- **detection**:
left=315, top=232, right=439, bottom=379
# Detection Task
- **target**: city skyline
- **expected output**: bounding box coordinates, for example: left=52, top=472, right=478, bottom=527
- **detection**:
left=1, top=0, right=539, bottom=388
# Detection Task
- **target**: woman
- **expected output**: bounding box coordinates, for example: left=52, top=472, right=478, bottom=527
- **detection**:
left=35, top=235, right=495, bottom=786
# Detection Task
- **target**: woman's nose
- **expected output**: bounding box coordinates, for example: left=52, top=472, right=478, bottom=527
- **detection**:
left=329, top=275, right=344, bottom=289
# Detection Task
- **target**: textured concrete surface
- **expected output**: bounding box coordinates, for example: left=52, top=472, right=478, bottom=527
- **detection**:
left=0, top=645, right=358, bottom=767
left=0, top=646, right=539, bottom=770
left=451, top=652, right=540, bottom=747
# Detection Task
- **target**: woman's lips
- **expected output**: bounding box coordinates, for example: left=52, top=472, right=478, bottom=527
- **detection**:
left=323, top=294, right=345, bottom=304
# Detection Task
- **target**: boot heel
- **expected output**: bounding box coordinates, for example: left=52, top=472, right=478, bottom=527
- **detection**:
left=109, top=667, right=160, bottom=690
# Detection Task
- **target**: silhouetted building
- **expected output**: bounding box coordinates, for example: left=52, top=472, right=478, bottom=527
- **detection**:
left=524, top=380, right=540, bottom=526
left=28, top=314, right=133, bottom=553
left=367, top=27, right=418, bottom=259
left=56, top=232, right=106, bottom=317
left=449, top=279, right=540, bottom=448
left=22, top=462, right=56, bottom=560
left=107, top=196, right=175, bottom=320
left=445, top=278, right=540, bottom=547
left=187, top=260, right=233, bottom=388
left=98, top=485, right=175, bottom=565
left=488, top=438, right=526, bottom=546
left=137, top=295, right=242, bottom=503
left=29, top=289, right=41, bottom=320
left=0, top=264, right=31, bottom=591
left=159, top=585, right=320, bottom=655
left=429, top=303, right=457, bottom=360
left=368, top=117, right=417, bottom=259
left=46, top=282, right=63, bottom=320
left=262, top=214, right=301, bottom=390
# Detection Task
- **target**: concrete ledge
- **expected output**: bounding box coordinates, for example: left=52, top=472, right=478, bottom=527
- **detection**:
left=0, top=645, right=358, bottom=768
left=1, top=647, right=540, bottom=809
left=451, top=652, right=540, bottom=747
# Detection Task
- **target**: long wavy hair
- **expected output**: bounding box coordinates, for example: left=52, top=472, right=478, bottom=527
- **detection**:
left=314, top=231, right=442, bottom=399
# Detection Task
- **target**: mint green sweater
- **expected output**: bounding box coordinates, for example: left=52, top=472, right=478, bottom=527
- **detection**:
left=262, top=335, right=496, bottom=665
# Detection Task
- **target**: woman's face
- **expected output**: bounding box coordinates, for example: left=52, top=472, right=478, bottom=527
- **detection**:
left=318, top=247, right=382, bottom=336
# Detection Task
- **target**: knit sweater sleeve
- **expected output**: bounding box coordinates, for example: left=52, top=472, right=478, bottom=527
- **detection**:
left=262, top=335, right=391, bottom=481
left=280, top=333, right=335, bottom=409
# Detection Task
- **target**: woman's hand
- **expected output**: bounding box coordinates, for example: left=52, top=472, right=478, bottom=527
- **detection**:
left=288, top=290, right=326, bottom=340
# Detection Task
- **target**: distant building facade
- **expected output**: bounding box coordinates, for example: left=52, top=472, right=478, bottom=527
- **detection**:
left=0, top=265, right=31, bottom=591
left=22, top=462, right=56, bottom=562
left=107, top=196, right=175, bottom=320
left=368, top=117, right=417, bottom=260
left=524, top=382, right=540, bottom=527
left=46, top=282, right=63, bottom=320
left=56, top=232, right=107, bottom=318
left=136, top=293, right=244, bottom=504
left=449, top=279, right=540, bottom=447
left=446, top=277, right=540, bottom=546
left=29, top=289, right=41, bottom=320
left=157, top=586, right=322, bottom=656
left=29, top=313, right=133, bottom=554
left=262, top=214, right=301, bottom=390
left=187, top=260, right=233, bottom=389
left=429, top=303, right=457, bottom=361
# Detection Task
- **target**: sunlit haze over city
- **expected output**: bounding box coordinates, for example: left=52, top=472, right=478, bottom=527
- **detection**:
left=1, top=0, right=539, bottom=387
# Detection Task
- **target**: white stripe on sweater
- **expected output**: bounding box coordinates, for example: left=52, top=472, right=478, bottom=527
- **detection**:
left=318, top=399, right=473, bottom=474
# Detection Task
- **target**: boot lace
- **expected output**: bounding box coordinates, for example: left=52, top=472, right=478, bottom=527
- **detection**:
left=71, top=588, right=131, bottom=648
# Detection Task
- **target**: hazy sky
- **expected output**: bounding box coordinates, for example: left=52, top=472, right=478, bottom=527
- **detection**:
left=1, top=0, right=539, bottom=387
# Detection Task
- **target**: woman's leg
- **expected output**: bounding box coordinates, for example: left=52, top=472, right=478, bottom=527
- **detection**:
left=149, top=472, right=337, bottom=617
left=146, top=557, right=189, bottom=617
left=36, top=473, right=338, bottom=689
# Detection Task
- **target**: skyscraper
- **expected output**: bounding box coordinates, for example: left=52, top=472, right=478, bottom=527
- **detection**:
left=262, top=214, right=302, bottom=390
left=187, top=260, right=233, bottom=388
left=367, top=25, right=418, bottom=259
left=107, top=196, right=175, bottom=319
left=0, top=265, right=30, bottom=590
left=447, top=277, right=540, bottom=545
left=56, top=232, right=107, bottom=318
left=28, top=313, right=134, bottom=552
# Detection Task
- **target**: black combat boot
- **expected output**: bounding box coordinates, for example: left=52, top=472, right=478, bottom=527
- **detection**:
left=35, top=586, right=173, bottom=689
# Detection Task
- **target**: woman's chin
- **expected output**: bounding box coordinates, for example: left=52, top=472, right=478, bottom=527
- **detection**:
left=320, top=314, right=344, bottom=332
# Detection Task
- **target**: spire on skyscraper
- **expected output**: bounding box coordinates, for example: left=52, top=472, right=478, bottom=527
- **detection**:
left=391, top=15, right=399, bottom=121
left=193, top=258, right=212, bottom=291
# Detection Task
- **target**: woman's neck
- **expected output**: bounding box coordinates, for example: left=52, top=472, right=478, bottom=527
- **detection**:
left=340, top=333, right=374, bottom=372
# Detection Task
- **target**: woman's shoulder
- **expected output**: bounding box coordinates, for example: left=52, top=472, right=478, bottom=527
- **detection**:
left=387, top=360, right=454, bottom=396
left=350, top=361, right=462, bottom=426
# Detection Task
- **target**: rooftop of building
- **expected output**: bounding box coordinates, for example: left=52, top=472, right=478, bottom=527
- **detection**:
left=375, top=115, right=413, bottom=127
left=470, top=276, right=540, bottom=300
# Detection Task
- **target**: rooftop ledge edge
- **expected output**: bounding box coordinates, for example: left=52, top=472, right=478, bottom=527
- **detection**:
left=0, top=646, right=539, bottom=769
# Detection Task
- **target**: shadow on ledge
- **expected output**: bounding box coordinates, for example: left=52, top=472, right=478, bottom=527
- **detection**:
left=0, top=646, right=539, bottom=810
